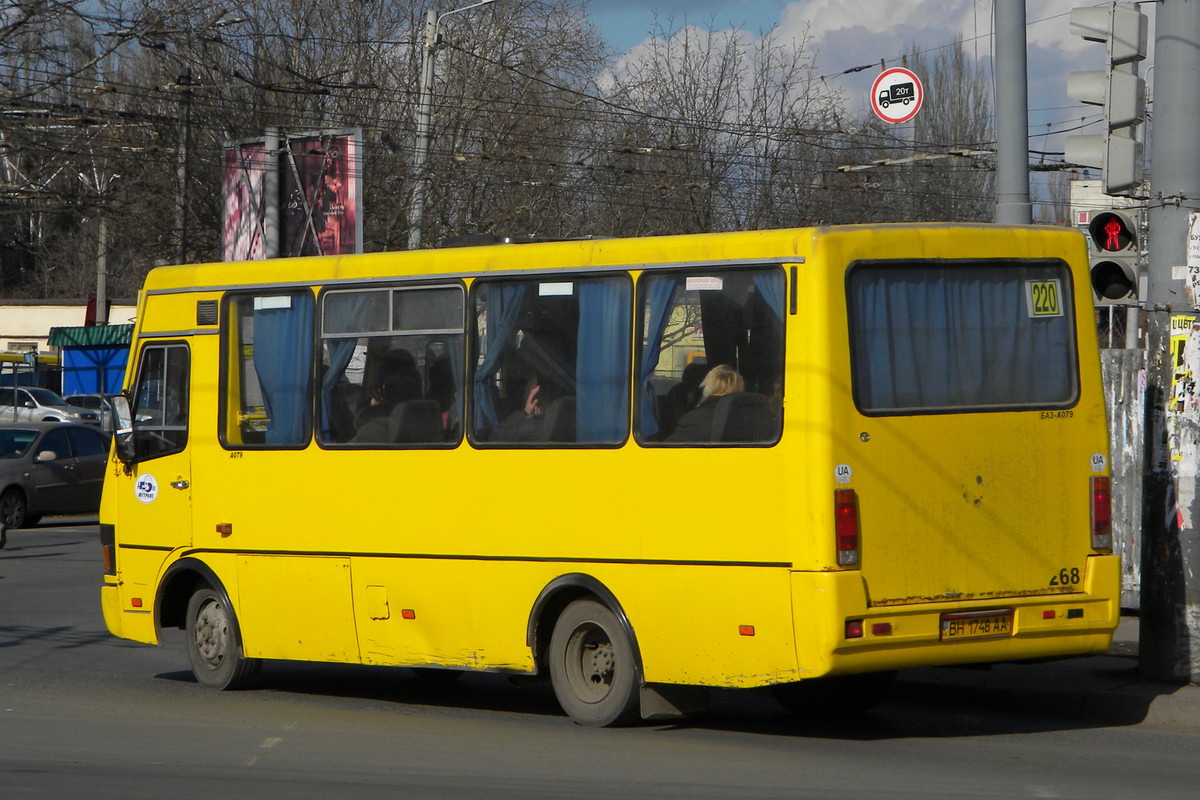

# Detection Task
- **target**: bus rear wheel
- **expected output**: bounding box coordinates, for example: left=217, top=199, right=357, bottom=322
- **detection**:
left=185, top=586, right=261, bottom=690
left=547, top=599, right=640, bottom=727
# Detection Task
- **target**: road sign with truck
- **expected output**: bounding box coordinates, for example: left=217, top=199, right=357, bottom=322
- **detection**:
left=871, top=67, right=924, bottom=124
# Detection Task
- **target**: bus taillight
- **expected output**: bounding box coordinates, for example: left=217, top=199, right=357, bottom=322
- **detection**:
left=1091, top=476, right=1112, bottom=552
left=835, top=488, right=860, bottom=566
left=99, top=523, right=116, bottom=576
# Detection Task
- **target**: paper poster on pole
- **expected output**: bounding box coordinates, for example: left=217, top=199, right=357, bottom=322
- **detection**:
left=1187, top=213, right=1200, bottom=307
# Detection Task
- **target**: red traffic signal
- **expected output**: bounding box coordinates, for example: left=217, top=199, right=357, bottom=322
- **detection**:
left=1084, top=209, right=1140, bottom=304
left=1087, top=210, right=1136, bottom=253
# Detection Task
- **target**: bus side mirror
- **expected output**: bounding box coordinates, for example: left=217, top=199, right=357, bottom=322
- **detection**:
left=112, top=394, right=136, bottom=465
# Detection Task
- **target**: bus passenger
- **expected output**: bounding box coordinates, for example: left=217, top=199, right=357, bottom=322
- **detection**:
left=666, top=364, right=744, bottom=443
left=427, top=356, right=456, bottom=431
left=351, top=369, right=421, bottom=443
left=660, top=362, right=709, bottom=437
left=489, top=379, right=559, bottom=442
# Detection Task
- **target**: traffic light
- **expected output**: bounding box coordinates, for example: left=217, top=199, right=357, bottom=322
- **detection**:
left=1085, top=209, right=1140, bottom=304
left=1065, top=1, right=1148, bottom=196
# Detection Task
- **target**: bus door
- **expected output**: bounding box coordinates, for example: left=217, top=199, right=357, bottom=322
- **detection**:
left=120, top=341, right=193, bottom=551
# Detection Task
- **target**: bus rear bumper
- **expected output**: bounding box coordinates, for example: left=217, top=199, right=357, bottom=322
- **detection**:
left=790, top=555, right=1121, bottom=680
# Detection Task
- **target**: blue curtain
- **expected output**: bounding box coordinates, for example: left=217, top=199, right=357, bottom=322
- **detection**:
left=318, top=293, right=372, bottom=440
left=472, top=284, right=527, bottom=432
left=849, top=264, right=1075, bottom=412
left=754, top=272, right=785, bottom=321
left=638, top=277, right=680, bottom=439
left=577, top=279, right=630, bottom=442
left=253, top=293, right=314, bottom=445
left=318, top=338, right=357, bottom=440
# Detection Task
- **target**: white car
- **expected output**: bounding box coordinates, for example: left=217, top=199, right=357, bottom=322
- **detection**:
left=0, top=387, right=102, bottom=427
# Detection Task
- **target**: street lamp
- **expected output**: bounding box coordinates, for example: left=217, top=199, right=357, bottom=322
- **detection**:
left=407, top=0, right=497, bottom=250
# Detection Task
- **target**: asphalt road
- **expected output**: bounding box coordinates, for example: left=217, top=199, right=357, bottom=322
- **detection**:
left=2, top=522, right=1199, bottom=799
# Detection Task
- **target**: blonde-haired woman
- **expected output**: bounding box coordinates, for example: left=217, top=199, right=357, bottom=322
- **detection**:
left=666, top=364, right=744, bottom=442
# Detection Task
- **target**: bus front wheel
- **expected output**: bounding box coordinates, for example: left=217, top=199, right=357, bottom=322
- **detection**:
left=547, top=599, right=640, bottom=727
left=185, top=586, right=261, bottom=690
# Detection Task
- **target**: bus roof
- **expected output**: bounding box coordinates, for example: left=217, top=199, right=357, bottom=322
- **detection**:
left=143, top=223, right=1083, bottom=294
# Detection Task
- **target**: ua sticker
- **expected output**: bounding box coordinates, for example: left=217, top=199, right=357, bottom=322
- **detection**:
left=135, top=473, right=158, bottom=504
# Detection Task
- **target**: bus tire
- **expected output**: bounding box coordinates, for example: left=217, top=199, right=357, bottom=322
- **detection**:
left=185, top=585, right=261, bottom=690
left=547, top=598, right=640, bottom=727
left=771, top=671, right=896, bottom=716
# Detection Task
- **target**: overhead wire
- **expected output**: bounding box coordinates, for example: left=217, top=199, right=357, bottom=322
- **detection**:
left=1, top=1, right=1074, bottom=226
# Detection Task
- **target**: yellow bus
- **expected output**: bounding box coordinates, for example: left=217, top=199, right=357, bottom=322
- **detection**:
left=100, top=223, right=1120, bottom=726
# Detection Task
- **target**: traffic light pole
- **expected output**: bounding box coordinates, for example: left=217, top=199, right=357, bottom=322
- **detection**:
left=993, top=0, right=1032, bottom=225
left=1142, top=0, right=1200, bottom=683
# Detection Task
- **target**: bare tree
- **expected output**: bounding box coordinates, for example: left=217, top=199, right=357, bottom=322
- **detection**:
left=832, top=39, right=994, bottom=224
left=2, top=4, right=1004, bottom=301
left=585, top=17, right=843, bottom=236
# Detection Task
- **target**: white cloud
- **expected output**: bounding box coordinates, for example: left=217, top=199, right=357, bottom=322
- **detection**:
left=775, top=0, right=1097, bottom=70
left=600, top=0, right=1153, bottom=132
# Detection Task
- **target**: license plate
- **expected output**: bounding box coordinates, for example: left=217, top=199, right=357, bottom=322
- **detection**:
left=940, top=609, right=1014, bottom=641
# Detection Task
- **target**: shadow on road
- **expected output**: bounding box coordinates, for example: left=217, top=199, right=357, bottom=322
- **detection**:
left=0, top=624, right=125, bottom=650
left=144, top=652, right=1171, bottom=741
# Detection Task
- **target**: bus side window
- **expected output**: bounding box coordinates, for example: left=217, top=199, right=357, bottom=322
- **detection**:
left=470, top=275, right=631, bottom=447
left=222, top=292, right=315, bottom=448
left=636, top=268, right=785, bottom=446
left=131, top=343, right=189, bottom=460
left=317, top=284, right=465, bottom=448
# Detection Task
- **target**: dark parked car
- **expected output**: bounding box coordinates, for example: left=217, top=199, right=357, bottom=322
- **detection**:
left=0, top=423, right=110, bottom=529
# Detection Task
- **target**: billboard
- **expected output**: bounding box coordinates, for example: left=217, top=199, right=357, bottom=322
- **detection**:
left=282, top=129, right=362, bottom=258
left=221, top=128, right=362, bottom=262
left=221, top=138, right=273, bottom=262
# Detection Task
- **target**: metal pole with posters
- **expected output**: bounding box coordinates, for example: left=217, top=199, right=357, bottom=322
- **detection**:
left=1141, top=0, right=1200, bottom=684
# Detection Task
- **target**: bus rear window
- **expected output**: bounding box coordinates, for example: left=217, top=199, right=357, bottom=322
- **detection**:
left=847, top=260, right=1078, bottom=415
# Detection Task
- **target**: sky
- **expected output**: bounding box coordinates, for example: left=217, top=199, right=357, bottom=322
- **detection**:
left=588, top=0, right=1151, bottom=165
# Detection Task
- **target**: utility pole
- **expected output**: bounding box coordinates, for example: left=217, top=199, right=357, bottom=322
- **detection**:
left=407, top=0, right=496, bottom=250
left=993, top=0, right=1032, bottom=224
left=173, top=72, right=192, bottom=265
left=407, top=8, right=439, bottom=251
left=1141, top=0, right=1200, bottom=683
left=95, top=217, right=107, bottom=326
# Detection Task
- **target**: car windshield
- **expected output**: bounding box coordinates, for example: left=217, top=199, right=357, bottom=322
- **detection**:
left=26, top=388, right=68, bottom=407
left=0, top=428, right=37, bottom=458
left=66, top=395, right=101, bottom=409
